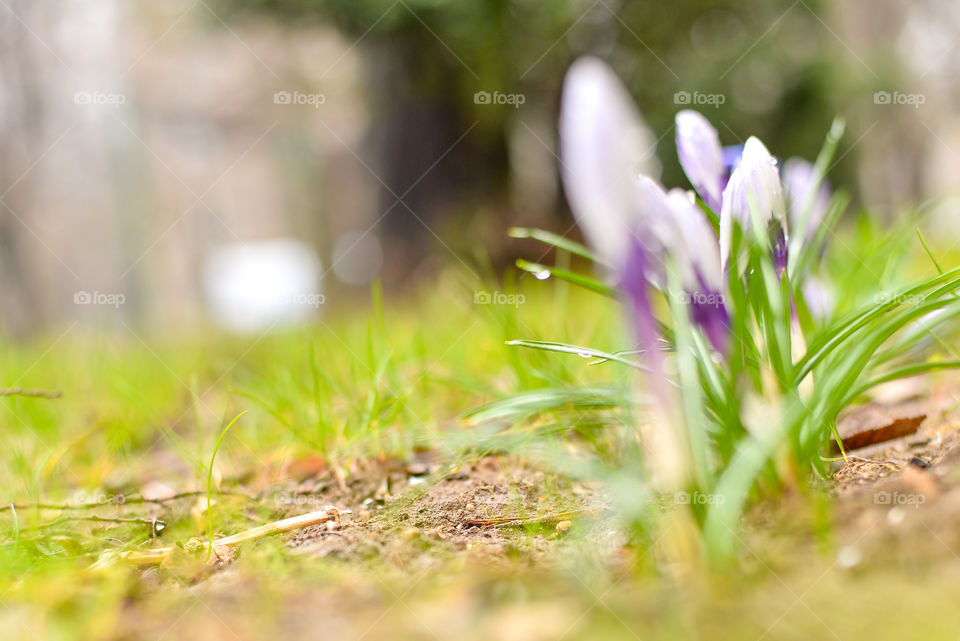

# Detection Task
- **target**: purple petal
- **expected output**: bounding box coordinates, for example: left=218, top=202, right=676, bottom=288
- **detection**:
left=718, top=169, right=743, bottom=271
left=675, top=110, right=724, bottom=213
left=771, top=222, right=788, bottom=276
left=662, top=190, right=728, bottom=353
left=689, top=275, right=730, bottom=355
left=664, top=189, right=722, bottom=293
left=560, top=58, right=660, bottom=269
left=722, top=145, right=744, bottom=173
left=631, top=176, right=677, bottom=286
left=620, top=240, right=664, bottom=373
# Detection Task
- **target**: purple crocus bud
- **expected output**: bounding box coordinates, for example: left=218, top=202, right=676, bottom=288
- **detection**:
left=782, top=157, right=831, bottom=240
left=664, top=189, right=728, bottom=353
left=631, top=176, right=729, bottom=353
left=560, top=57, right=660, bottom=270
left=631, top=175, right=675, bottom=286
left=675, top=110, right=724, bottom=213
left=719, top=136, right=788, bottom=273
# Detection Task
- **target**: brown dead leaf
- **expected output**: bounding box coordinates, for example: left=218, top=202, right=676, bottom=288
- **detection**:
left=285, top=455, right=328, bottom=481
left=833, top=404, right=926, bottom=453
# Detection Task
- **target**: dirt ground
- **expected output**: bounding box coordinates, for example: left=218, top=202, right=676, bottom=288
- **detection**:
left=42, top=389, right=960, bottom=640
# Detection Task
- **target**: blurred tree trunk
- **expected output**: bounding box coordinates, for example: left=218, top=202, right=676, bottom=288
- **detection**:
left=365, top=34, right=509, bottom=278
left=0, top=0, right=47, bottom=336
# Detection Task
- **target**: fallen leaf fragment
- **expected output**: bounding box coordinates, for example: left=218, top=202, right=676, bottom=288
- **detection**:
left=833, top=404, right=926, bottom=453
left=285, top=455, right=328, bottom=481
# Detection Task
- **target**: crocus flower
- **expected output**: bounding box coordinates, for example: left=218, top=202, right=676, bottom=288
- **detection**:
left=675, top=110, right=724, bottom=213
left=559, top=57, right=660, bottom=272
left=720, top=137, right=788, bottom=274
left=663, top=188, right=729, bottom=353
left=559, top=58, right=665, bottom=361
left=676, top=113, right=792, bottom=277
left=560, top=57, right=728, bottom=354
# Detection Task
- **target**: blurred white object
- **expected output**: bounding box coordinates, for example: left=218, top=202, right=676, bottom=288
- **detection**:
left=202, top=239, right=323, bottom=333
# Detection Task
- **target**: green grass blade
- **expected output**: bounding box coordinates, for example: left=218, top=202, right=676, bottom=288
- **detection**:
left=515, top=260, right=617, bottom=297
left=505, top=339, right=648, bottom=370
left=206, top=410, right=247, bottom=558
left=508, top=227, right=609, bottom=267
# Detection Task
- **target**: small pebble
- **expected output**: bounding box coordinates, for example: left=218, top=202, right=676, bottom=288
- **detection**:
left=556, top=520, right=572, bottom=532
left=406, top=463, right=430, bottom=476
left=837, top=545, right=861, bottom=568
left=887, top=507, right=906, bottom=525
left=465, top=503, right=476, bottom=511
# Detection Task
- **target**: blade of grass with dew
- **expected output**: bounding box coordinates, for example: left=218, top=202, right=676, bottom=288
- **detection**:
left=508, top=227, right=610, bottom=267
left=506, top=340, right=648, bottom=370
left=515, top=260, right=618, bottom=297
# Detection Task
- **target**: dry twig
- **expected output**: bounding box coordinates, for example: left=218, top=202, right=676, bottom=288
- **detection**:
left=0, top=489, right=253, bottom=512
left=95, top=506, right=349, bottom=567
left=0, top=387, right=62, bottom=399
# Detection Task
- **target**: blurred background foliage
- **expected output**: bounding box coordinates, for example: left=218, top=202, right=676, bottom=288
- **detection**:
left=224, top=0, right=879, bottom=237
left=0, top=0, right=955, bottom=334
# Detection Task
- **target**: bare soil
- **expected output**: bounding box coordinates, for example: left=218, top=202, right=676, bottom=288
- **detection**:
left=89, top=391, right=960, bottom=640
